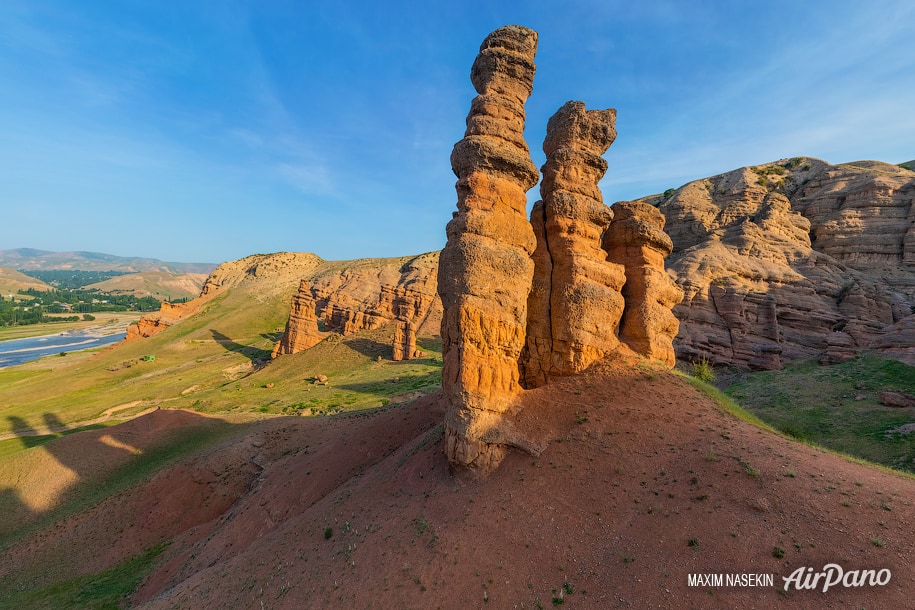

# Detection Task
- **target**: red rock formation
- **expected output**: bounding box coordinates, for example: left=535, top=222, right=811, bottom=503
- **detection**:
left=603, top=201, right=683, bottom=367
left=438, top=25, right=539, bottom=473
left=522, top=101, right=625, bottom=385
left=658, top=158, right=915, bottom=368
left=125, top=301, right=201, bottom=341
left=392, top=321, right=416, bottom=361
left=272, top=253, right=441, bottom=358
left=271, top=283, right=322, bottom=357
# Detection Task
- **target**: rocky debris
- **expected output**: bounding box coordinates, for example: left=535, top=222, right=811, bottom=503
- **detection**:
left=879, top=391, right=915, bottom=408
left=656, top=158, right=915, bottom=369
left=271, top=284, right=323, bottom=357
left=820, top=331, right=857, bottom=365
left=522, top=101, right=625, bottom=385
left=438, top=25, right=540, bottom=473
left=313, top=374, right=328, bottom=385
left=604, top=201, right=683, bottom=367
left=868, top=314, right=915, bottom=366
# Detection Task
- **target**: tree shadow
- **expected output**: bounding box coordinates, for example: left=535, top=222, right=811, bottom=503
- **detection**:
left=211, top=329, right=271, bottom=362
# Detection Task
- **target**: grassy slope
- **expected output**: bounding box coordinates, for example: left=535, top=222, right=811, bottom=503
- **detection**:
left=724, top=354, right=915, bottom=473
left=0, top=276, right=441, bottom=443
left=0, top=266, right=50, bottom=294
left=83, top=271, right=208, bottom=300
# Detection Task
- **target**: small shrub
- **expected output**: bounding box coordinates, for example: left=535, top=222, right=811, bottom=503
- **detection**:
left=324, top=527, right=333, bottom=540
left=773, top=546, right=785, bottom=558
left=688, top=538, right=699, bottom=548
left=692, top=356, right=715, bottom=384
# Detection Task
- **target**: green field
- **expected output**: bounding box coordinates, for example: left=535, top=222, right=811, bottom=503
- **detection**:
left=0, top=283, right=441, bottom=443
left=724, top=354, right=915, bottom=473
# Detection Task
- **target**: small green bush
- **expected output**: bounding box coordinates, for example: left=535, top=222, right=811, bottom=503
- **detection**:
left=692, top=356, right=715, bottom=384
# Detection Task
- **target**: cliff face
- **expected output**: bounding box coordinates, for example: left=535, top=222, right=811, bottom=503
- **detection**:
left=272, top=252, right=441, bottom=357
left=657, top=158, right=915, bottom=368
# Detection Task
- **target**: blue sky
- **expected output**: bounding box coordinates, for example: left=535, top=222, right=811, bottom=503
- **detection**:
left=1, top=1, right=913, bottom=264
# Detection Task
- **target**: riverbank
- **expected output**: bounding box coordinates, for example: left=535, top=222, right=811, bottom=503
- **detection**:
left=0, top=312, right=140, bottom=342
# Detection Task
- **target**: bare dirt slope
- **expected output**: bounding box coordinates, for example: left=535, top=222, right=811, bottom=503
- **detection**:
left=3, top=353, right=913, bottom=608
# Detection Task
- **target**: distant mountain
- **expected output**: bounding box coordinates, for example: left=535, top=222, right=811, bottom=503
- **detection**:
left=0, top=249, right=217, bottom=274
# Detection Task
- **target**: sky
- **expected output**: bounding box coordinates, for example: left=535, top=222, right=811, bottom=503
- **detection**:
left=1, top=1, right=913, bottom=265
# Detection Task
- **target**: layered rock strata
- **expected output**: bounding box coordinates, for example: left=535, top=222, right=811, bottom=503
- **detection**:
left=392, top=321, right=416, bottom=361
left=522, top=101, right=625, bottom=386
left=437, top=25, right=540, bottom=472
left=271, top=286, right=322, bottom=357
left=272, top=253, right=441, bottom=359
left=603, top=201, right=684, bottom=367
left=656, top=158, right=915, bottom=368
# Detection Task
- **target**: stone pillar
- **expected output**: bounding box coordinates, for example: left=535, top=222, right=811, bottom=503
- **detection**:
left=603, top=201, right=683, bottom=367
left=437, top=25, right=539, bottom=473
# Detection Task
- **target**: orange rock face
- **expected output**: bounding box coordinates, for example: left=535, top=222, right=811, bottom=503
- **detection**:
left=438, top=25, right=540, bottom=473
left=271, top=283, right=322, bottom=357
left=603, top=201, right=683, bottom=367
left=522, top=101, right=625, bottom=385
left=271, top=253, right=440, bottom=358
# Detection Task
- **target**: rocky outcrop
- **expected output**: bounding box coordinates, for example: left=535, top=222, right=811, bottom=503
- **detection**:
left=604, top=202, right=683, bottom=367
left=270, top=286, right=322, bottom=357
left=272, top=252, right=441, bottom=358
left=655, top=158, right=915, bottom=369
left=522, top=101, right=625, bottom=385
left=392, top=321, right=416, bottom=361
left=125, top=299, right=203, bottom=341
left=438, top=25, right=540, bottom=473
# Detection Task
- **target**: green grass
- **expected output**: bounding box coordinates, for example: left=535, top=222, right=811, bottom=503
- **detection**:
left=0, top=542, right=168, bottom=609
left=0, top=283, right=443, bottom=441
left=724, top=354, right=915, bottom=473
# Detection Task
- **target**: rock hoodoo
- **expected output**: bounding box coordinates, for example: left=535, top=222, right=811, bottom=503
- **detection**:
left=271, top=285, right=322, bottom=357
left=437, top=25, right=540, bottom=473
left=522, top=101, right=626, bottom=386
left=604, top=201, right=684, bottom=367
left=438, top=28, right=682, bottom=475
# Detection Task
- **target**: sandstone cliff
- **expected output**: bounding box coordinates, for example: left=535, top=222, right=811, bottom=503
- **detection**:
left=654, top=158, right=915, bottom=368
left=272, top=252, right=440, bottom=357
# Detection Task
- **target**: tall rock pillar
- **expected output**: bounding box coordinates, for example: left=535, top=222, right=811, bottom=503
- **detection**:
left=522, top=101, right=625, bottom=385
left=603, top=201, right=683, bottom=367
left=437, top=25, right=539, bottom=473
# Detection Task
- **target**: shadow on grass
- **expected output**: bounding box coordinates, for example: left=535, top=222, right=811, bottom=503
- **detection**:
left=211, top=329, right=272, bottom=362
left=343, top=337, right=392, bottom=359
left=336, top=370, right=442, bottom=397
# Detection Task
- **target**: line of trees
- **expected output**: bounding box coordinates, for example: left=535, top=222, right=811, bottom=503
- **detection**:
left=0, top=289, right=160, bottom=326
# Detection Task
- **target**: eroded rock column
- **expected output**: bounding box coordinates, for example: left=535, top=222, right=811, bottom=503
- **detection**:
left=522, top=101, right=625, bottom=385
left=438, top=25, right=539, bottom=473
left=271, top=282, right=323, bottom=357
left=603, top=201, right=683, bottom=366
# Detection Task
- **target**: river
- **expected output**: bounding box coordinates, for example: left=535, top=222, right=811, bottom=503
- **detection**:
left=0, top=331, right=126, bottom=368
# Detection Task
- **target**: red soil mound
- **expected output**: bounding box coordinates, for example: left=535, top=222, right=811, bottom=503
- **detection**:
left=4, top=354, right=914, bottom=608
